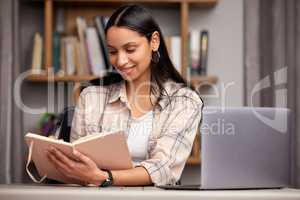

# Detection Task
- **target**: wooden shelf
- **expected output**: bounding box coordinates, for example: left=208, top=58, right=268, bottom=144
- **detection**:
left=186, top=156, right=200, bottom=165
left=186, top=133, right=201, bottom=165
left=190, top=75, right=218, bottom=86
left=31, top=0, right=218, bottom=8
left=26, top=74, right=218, bottom=84
left=26, top=74, right=99, bottom=82
left=32, top=0, right=217, bottom=5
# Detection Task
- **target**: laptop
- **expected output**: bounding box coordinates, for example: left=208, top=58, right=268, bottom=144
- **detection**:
left=158, top=107, right=291, bottom=190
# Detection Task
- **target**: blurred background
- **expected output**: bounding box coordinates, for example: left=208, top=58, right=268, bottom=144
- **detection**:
left=0, top=0, right=299, bottom=187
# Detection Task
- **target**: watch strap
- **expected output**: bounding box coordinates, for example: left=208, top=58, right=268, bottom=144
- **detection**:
left=100, top=169, right=113, bottom=187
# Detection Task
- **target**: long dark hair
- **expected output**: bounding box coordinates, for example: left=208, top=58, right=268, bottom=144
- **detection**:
left=94, top=4, right=193, bottom=106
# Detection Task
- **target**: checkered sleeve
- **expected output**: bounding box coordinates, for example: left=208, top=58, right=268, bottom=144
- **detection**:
left=139, top=91, right=203, bottom=186
left=70, top=88, right=88, bottom=142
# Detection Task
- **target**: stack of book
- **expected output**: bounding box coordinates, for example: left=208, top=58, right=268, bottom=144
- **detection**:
left=164, top=30, right=209, bottom=76
left=31, top=11, right=110, bottom=77
left=31, top=10, right=209, bottom=78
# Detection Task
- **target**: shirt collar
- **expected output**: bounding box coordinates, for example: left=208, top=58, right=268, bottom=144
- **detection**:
left=107, top=80, right=183, bottom=109
left=108, top=80, right=127, bottom=104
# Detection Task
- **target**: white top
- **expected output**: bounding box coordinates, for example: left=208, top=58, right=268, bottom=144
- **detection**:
left=126, top=110, right=153, bottom=165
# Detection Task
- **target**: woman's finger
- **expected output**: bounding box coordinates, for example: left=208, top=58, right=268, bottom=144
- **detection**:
left=49, top=147, right=76, bottom=169
left=48, top=154, right=77, bottom=181
left=47, top=149, right=74, bottom=173
left=72, top=149, right=93, bottom=166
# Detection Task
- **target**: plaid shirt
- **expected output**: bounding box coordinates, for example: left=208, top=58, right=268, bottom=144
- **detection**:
left=70, top=80, right=203, bottom=185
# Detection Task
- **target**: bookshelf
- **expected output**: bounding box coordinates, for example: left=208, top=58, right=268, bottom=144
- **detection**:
left=26, top=73, right=218, bottom=84
left=26, top=0, right=219, bottom=165
left=26, top=74, right=98, bottom=82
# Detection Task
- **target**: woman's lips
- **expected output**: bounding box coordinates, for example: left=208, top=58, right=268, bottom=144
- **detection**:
left=119, top=66, right=135, bottom=75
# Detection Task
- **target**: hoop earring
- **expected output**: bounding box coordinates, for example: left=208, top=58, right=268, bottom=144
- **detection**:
left=151, top=51, right=160, bottom=64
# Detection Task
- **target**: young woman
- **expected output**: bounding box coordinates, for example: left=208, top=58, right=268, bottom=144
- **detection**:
left=47, top=4, right=203, bottom=187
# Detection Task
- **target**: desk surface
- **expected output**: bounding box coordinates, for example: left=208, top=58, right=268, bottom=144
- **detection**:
left=1, top=184, right=300, bottom=200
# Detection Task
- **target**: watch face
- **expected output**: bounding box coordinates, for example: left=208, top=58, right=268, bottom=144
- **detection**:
left=100, top=170, right=113, bottom=187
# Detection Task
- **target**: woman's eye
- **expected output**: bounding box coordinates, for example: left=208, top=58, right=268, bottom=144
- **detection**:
left=108, top=51, right=117, bottom=55
left=126, top=49, right=136, bottom=53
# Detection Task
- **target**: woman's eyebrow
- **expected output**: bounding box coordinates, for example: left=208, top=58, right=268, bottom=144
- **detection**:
left=107, top=44, right=115, bottom=49
left=123, top=42, right=138, bottom=47
left=107, top=42, right=138, bottom=49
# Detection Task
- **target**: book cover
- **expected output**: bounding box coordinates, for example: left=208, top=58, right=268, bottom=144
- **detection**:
left=25, top=131, right=133, bottom=183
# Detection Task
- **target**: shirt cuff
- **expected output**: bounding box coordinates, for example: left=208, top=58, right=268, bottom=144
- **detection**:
left=138, top=160, right=177, bottom=186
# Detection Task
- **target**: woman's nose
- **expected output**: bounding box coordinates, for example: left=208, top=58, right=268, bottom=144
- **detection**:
left=116, top=52, right=129, bottom=67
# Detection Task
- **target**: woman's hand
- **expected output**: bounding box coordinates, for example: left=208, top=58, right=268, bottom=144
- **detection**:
left=47, top=146, right=108, bottom=186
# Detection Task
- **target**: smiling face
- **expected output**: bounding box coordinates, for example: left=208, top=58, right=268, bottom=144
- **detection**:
left=106, top=26, right=159, bottom=83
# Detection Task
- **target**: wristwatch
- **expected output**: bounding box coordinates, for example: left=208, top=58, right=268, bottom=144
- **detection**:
left=99, top=169, right=113, bottom=187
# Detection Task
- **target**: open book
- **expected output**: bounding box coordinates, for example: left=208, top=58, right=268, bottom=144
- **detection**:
left=25, top=131, right=133, bottom=183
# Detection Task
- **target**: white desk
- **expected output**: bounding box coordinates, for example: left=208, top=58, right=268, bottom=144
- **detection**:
left=1, top=184, right=300, bottom=200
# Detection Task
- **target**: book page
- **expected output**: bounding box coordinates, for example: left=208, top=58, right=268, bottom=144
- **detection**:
left=74, top=131, right=133, bottom=170
left=72, top=133, right=102, bottom=145
left=25, top=133, right=74, bottom=182
left=26, top=133, right=71, bottom=145
left=72, top=130, right=123, bottom=145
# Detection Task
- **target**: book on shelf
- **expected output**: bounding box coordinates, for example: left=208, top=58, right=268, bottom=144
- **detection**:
left=31, top=32, right=43, bottom=74
left=55, top=7, right=65, bottom=33
left=57, top=36, right=66, bottom=76
left=164, top=36, right=181, bottom=74
left=76, top=16, right=91, bottom=76
left=30, top=15, right=112, bottom=78
left=199, top=30, right=209, bottom=75
left=189, top=30, right=200, bottom=76
left=171, top=36, right=181, bottom=74
left=25, top=131, right=133, bottom=183
left=187, top=30, right=209, bottom=76
left=52, top=32, right=61, bottom=74
left=86, top=27, right=107, bottom=77
left=74, top=40, right=84, bottom=75
left=94, top=16, right=111, bottom=71
left=52, top=7, right=65, bottom=74
left=56, top=36, right=77, bottom=76
left=64, top=36, right=77, bottom=75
